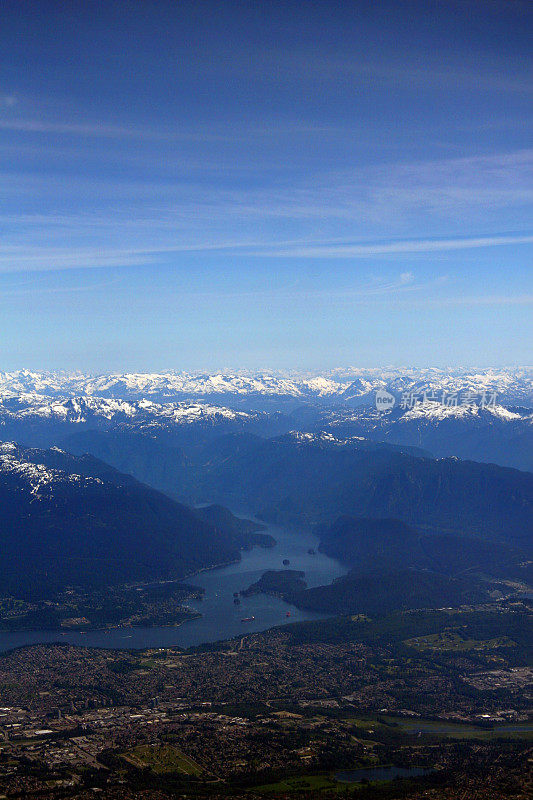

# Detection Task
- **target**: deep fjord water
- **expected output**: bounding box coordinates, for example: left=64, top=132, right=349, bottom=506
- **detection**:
left=0, top=522, right=348, bottom=653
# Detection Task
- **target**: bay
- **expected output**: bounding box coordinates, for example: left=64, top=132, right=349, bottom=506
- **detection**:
left=0, top=522, right=347, bottom=653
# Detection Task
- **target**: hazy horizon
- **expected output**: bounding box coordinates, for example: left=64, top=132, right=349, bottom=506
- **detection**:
left=2, top=364, right=533, bottom=377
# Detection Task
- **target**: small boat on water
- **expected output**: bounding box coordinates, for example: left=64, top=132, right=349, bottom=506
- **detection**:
left=241, top=616, right=255, bottom=623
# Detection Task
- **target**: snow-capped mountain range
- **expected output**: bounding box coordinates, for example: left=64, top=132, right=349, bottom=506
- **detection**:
left=0, top=367, right=531, bottom=406
left=0, top=394, right=254, bottom=426
left=0, top=370, right=343, bottom=401
left=0, top=369, right=531, bottom=472
left=308, top=402, right=533, bottom=473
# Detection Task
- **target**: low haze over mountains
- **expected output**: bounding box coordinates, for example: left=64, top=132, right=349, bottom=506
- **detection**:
left=0, top=367, right=531, bottom=616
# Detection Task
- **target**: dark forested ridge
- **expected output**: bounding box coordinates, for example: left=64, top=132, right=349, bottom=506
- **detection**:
left=0, top=444, right=262, bottom=597
left=318, top=516, right=524, bottom=574
left=3, top=397, right=530, bottom=548
left=195, top=503, right=274, bottom=549
left=275, top=514, right=529, bottom=616
left=241, top=569, right=307, bottom=598
left=190, top=434, right=533, bottom=544
left=287, top=568, right=492, bottom=616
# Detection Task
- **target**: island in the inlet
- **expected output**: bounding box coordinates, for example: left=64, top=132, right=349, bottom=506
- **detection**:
left=241, top=569, right=308, bottom=599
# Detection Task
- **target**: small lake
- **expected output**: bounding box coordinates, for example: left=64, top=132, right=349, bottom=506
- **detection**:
left=0, top=522, right=347, bottom=653
left=336, top=766, right=432, bottom=784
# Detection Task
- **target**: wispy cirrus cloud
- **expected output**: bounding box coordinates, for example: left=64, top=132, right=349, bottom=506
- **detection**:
left=393, top=294, right=533, bottom=309
left=1, top=147, right=531, bottom=216
left=0, top=94, right=17, bottom=108
left=0, top=233, right=530, bottom=274
left=0, top=141, right=531, bottom=273
left=0, top=114, right=360, bottom=144
left=263, top=234, right=533, bottom=258
left=0, top=116, right=244, bottom=142
left=276, top=51, right=532, bottom=96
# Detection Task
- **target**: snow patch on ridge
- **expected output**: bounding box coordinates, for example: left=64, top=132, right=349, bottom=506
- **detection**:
left=0, top=442, right=103, bottom=497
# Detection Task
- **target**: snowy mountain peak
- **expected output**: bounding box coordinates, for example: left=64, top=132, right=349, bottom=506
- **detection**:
left=0, top=443, right=104, bottom=498
left=0, top=367, right=530, bottom=406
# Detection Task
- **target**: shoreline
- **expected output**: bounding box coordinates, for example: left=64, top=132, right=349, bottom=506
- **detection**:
left=0, top=522, right=341, bottom=654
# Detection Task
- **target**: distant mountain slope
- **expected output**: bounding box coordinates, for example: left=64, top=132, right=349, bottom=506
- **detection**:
left=1, top=380, right=531, bottom=472
left=190, top=433, right=533, bottom=546
left=0, top=443, right=260, bottom=597
left=1, top=367, right=531, bottom=407
left=64, top=427, right=191, bottom=498
left=195, top=504, right=274, bottom=549
left=63, top=427, right=428, bottom=504
left=301, top=402, right=533, bottom=473
left=0, top=394, right=281, bottom=449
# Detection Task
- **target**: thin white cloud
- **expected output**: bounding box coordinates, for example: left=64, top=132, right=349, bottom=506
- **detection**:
left=0, top=233, right=531, bottom=274
left=0, top=116, right=351, bottom=144
left=395, top=294, right=533, bottom=308
left=265, top=234, right=533, bottom=258
left=244, top=47, right=532, bottom=95
left=0, top=117, right=255, bottom=143
left=0, top=144, right=531, bottom=273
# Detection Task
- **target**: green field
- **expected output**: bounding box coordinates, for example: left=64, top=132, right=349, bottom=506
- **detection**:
left=257, top=774, right=350, bottom=794
left=368, top=715, right=533, bottom=740
left=122, top=744, right=204, bottom=776
left=403, top=631, right=517, bottom=652
left=257, top=767, right=428, bottom=794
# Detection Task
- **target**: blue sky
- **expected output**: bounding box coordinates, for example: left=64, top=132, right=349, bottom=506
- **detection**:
left=0, top=0, right=531, bottom=371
